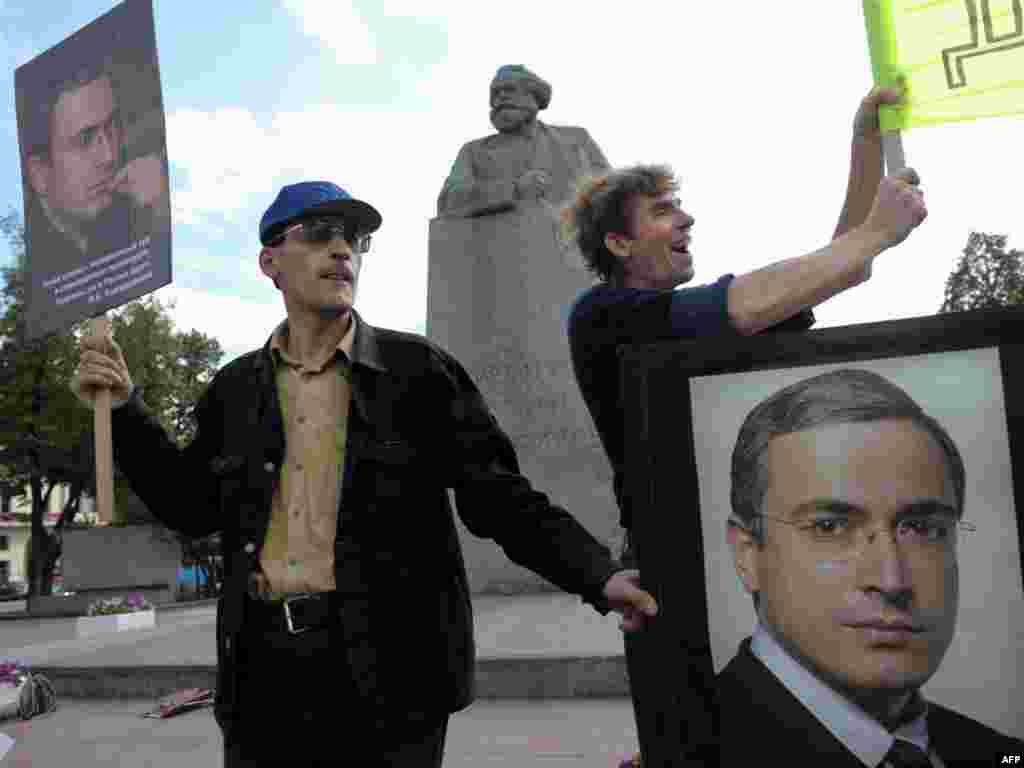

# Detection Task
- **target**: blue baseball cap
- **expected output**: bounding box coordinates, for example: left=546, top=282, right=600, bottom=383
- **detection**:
left=259, top=181, right=383, bottom=246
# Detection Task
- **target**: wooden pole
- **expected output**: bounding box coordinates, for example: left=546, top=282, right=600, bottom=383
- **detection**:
left=88, top=315, right=115, bottom=526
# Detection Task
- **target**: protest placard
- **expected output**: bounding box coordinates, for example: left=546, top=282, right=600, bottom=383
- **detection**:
left=14, top=0, right=171, bottom=522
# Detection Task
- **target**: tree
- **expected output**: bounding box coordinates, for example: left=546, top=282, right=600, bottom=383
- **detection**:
left=939, top=231, right=1024, bottom=313
left=171, top=329, right=221, bottom=446
left=1, top=210, right=94, bottom=598
left=0, top=209, right=223, bottom=597
left=113, top=299, right=221, bottom=450
left=108, top=296, right=222, bottom=523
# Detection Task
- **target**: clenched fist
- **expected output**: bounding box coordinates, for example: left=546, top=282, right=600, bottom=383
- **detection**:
left=862, top=167, right=927, bottom=250
left=71, top=333, right=135, bottom=409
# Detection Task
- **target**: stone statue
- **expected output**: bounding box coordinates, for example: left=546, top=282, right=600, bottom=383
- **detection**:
left=428, top=65, right=620, bottom=594
left=437, top=65, right=611, bottom=218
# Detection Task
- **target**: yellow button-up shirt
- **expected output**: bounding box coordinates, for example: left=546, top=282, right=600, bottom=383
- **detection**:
left=255, top=317, right=354, bottom=599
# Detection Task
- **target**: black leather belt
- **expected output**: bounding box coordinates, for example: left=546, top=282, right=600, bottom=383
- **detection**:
left=245, top=591, right=338, bottom=635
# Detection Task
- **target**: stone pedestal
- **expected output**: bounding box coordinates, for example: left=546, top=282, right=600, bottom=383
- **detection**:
left=28, top=586, right=172, bottom=618
left=27, top=524, right=181, bottom=616
left=428, top=204, right=621, bottom=594
left=61, top=524, right=180, bottom=592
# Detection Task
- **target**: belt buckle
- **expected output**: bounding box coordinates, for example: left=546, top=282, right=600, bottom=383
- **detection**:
left=282, top=593, right=315, bottom=635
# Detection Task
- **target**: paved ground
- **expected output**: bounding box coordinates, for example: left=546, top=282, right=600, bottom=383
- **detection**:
left=1, top=594, right=623, bottom=660
left=2, top=593, right=630, bottom=704
left=0, top=594, right=639, bottom=764
left=0, top=698, right=638, bottom=767
left=0, top=600, right=26, bottom=615
left=0, top=594, right=630, bottom=700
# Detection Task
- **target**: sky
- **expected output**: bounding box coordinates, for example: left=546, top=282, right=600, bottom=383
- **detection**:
left=1, top=0, right=1022, bottom=366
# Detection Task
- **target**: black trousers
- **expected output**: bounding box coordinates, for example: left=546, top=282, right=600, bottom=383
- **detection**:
left=223, top=595, right=449, bottom=767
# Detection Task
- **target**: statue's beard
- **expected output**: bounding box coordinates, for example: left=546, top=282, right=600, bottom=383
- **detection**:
left=490, top=106, right=535, bottom=133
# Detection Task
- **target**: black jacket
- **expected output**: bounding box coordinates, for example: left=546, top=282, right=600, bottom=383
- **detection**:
left=718, top=638, right=1024, bottom=765
left=110, top=312, right=620, bottom=738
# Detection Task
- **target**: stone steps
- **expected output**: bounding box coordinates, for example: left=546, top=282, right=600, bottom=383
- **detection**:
left=1, top=593, right=629, bottom=700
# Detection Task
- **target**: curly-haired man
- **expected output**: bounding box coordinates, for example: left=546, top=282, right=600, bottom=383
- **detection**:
left=562, top=87, right=927, bottom=762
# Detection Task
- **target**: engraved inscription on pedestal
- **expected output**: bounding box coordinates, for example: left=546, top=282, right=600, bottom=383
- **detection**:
left=454, top=333, right=618, bottom=594
left=466, top=344, right=605, bottom=461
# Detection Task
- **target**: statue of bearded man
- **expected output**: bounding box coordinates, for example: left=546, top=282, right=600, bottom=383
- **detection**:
left=437, top=64, right=611, bottom=218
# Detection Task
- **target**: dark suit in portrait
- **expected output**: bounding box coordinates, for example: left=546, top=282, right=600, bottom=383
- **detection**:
left=718, top=634, right=1024, bottom=766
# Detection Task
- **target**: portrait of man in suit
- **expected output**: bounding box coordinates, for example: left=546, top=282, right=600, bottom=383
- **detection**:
left=18, top=56, right=169, bottom=264
left=436, top=64, right=610, bottom=218
left=721, top=367, right=1023, bottom=765
left=15, top=0, right=172, bottom=339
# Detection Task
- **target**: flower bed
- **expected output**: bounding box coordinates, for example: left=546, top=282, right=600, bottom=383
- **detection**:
left=0, top=659, right=29, bottom=722
left=86, top=593, right=152, bottom=616
left=0, top=659, right=28, bottom=689
left=75, top=593, right=156, bottom=637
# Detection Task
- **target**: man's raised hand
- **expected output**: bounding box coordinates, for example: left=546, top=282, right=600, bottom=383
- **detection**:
left=853, top=83, right=904, bottom=144
left=862, top=167, right=927, bottom=250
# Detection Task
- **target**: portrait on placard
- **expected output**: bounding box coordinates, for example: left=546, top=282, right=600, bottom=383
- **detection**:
left=14, top=0, right=170, bottom=340
left=688, top=347, right=1024, bottom=739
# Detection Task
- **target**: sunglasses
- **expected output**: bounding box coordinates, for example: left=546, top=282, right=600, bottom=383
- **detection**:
left=269, top=217, right=372, bottom=254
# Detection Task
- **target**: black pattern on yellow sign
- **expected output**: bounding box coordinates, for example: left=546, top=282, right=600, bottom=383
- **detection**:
left=942, top=0, right=1024, bottom=89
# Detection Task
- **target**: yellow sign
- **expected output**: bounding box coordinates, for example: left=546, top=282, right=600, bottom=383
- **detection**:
left=864, top=0, right=1024, bottom=130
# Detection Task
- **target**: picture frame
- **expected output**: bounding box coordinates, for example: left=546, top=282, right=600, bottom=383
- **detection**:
left=620, top=307, right=1024, bottom=761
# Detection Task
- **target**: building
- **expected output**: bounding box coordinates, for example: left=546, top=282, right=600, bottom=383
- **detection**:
left=0, top=485, right=96, bottom=587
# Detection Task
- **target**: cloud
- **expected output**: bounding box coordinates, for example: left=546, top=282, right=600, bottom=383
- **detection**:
left=280, top=0, right=377, bottom=65
left=163, top=96, right=442, bottom=355
left=167, top=107, right=284, bottom=230
left=153, top=282, right=281, bottom=352
left=160, top=2, right=862, bottom=359
left=159, top=0, right=1024, bottom=370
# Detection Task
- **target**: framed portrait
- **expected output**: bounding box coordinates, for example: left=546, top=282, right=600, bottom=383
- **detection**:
left=620, top=307, right=1024, bottom=761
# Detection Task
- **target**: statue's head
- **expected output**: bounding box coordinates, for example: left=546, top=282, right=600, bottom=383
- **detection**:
left=489, top=65, right=551, bottom=133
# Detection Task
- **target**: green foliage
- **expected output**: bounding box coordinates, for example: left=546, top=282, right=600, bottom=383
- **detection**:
left=0, top=209, right=24, bottom=272
left=105, top=295, right=223, bottom=521
left=112, top=298, right=222, bottom=449
left=86, top=593, right=152, bottom=616
left=173, top=329, right=222, bottom=445
left=0, top=209, right=223, bottom=593
left=0, top=212, right=92, bottom=496
left=939, top=231, right=1024, bottom=313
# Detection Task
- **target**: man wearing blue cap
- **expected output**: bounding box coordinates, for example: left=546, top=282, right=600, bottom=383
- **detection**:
left=72, top=180, right=658, bottom=766
left=561, top=85, right=926, bottom=764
